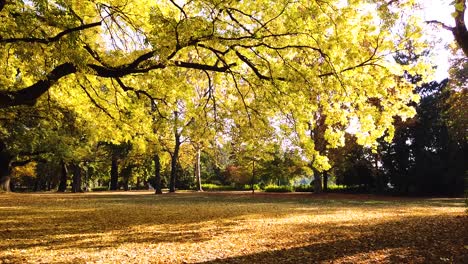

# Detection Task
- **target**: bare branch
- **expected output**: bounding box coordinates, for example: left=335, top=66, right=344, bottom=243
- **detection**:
left=116, top=78, right=161, bottom=102
left=234, top=49, right=288, bottom=81
left=426, top=20, right=453, bottom=31
left=169, top=0, right=188, bottom=19
left=78, top=81, right=114, bottom=120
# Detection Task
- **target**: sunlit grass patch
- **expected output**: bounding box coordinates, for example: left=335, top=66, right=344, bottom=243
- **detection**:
left=0, top=192, right=465, bottom=263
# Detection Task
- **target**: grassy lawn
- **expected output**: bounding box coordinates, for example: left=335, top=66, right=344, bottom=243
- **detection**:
left=0, top=191, right=466, bottom=263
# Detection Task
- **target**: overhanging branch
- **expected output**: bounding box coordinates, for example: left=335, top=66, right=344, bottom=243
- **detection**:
left=426, top=20, right=453, bottom=31
left=173, top=61, right=236, bottom=72
left=0, top=22, right=102, bottom=44
left=426, top=1, right=467, bottom=57
left=0, top=63, right=77, bottom=108
left=234, top=49, right=287, bottom=81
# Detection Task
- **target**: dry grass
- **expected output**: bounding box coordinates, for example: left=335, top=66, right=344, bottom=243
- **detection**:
left=0, top=191, right=466, bottom=263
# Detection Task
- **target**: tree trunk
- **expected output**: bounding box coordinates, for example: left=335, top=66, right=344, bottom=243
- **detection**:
left=121, top=165, right=133, bottom=191
left=169, top=140, right=180, bottom=193
left=84, top=165, right=90, bottom=192
left=46, top=171, right=52, bottom=191
left=136, top=177, right=141, bottom=190
left=453, top=0, right=468, bottom=57
left=251, top=160, right=256, bottom=194
left=57, top=160, right=68, bottom=192
left=154, top=153, right=163, bottom=194
left=71, top=163, right=82, bottom=193
left=169, top=111, right=181, bottom=193
left=33, top=177, right=43, bottom=192
left=123, top=178, right=129, bottom=191
left=110, top=154, right=119, bottom=190
left=0, top=173, right=10, bottom=192
left=0, top=148, right=12, bottom=192
left=313, top=169, right=322, bottom=194
left=323, top=171, right=328, bottom=192
left=195, top=148, right=203, bottom=192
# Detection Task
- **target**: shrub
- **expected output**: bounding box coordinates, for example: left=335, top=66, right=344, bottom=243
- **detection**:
left=201, top=183, right=261, bottom=191
left=327, top=185, right=367, bottom=193
left=294, top=185, right=313, bottom=192
left=242, top=184, right=261, bottom=191
left=201, top=184, right=237, bottom=191
left=91, top=186, right=109, bottom=192
left=264, top=185, right=294, bottom=192
left=327, top=185, right=347, bottom=191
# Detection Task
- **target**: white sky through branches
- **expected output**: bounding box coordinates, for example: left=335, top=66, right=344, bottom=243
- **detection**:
left=420, top=0, right=460, bottom=81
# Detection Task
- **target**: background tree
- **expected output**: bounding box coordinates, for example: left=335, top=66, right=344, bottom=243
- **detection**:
left=380, top=80, right=465, bottom=195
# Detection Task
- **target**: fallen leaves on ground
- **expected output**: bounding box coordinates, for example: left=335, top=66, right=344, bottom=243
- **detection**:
left=0, top=191, right=466, bottom=263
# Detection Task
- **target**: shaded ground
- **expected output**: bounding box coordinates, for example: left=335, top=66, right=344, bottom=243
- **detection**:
left=0, top=191, right=466, bottom=263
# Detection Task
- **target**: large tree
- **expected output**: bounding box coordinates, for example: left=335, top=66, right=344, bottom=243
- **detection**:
left=1, top=0, right=434, bottom=186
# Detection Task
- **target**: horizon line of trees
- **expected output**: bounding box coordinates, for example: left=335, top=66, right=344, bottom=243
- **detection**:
left=8, top=75, right=466, bottom=196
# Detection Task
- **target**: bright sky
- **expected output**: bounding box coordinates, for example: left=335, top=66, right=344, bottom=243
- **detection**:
left=419, top=0, right=459, bottom=81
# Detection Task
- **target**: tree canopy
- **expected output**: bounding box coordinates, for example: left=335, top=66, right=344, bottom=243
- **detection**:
left=2, top=0, right=462, bottom=193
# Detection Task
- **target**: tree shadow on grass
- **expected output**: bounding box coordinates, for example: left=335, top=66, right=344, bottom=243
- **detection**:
left=198, top=214, right=467, bottom=264
left=0, top=192, right=465, bottom=263
left=0, top=254, right=26, bottom=264
left=0, top=193, right=317, bottom=252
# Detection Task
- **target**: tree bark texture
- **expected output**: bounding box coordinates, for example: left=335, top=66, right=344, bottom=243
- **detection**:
left=0, top=143, right=12, bottom=192
left=57, top=160, right=68, bottom=192
left=110, top=154, right=119, bottom=190
left=154, top=154, right=163, bottom=194
left=453, top=0, right=468, bottom=56
left=323, top=171, right=328, bottom=192
left=169, top=137, right=180, bottom=193
left=195, top=148, right=203, bottom=192
left=71, top=163, right=82, bottom=193
left=121, top=165, right=133, bottom=191
left=169, top=111, right=181, bottom=193
left=313, top=169, right=323, bottom=194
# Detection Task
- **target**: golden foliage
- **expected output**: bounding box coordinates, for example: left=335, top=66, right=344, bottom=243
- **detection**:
left=11, top=162, right=37, bottom=178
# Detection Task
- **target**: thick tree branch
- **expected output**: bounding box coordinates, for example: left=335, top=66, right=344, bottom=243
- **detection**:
left=11, top=150, right=49, bottom=167
left=169, top=0, right=188, bottom=19
left=0, top=22, right=102, bottom=44
left=11, top=157, right=47, bottom=167
left=0, top=57, right=237, bottom=109
left=0, top=63, right=77, bottom=108
left=173, top=61, right=236, bottom=72
left=88, top=62, right=166, bottom=78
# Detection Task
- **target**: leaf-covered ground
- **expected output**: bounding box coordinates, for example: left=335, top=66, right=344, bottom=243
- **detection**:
left=0, top=191, right=466, bottom=263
